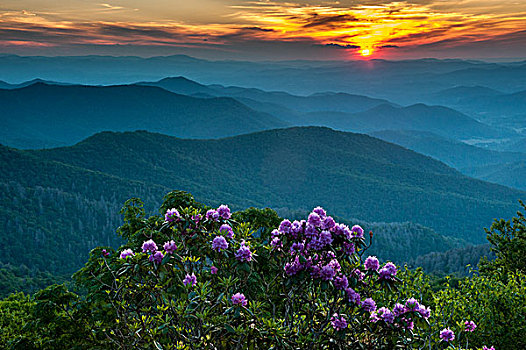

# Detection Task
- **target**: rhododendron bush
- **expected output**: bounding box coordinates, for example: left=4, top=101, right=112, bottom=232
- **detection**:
left=70, top=192, right=482, bottom=349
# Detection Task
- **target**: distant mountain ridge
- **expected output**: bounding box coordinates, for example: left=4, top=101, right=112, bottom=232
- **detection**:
left=2, top=76, right=509, bottom=149
left=1, top=55, right=525, bottom=103
left=33, top=127, right=525, bottom=243
left=295, top=103, right=505, bottom=140
left=140, top=76, right=396, bottom=115
left=0, top=82, right=288, bottom=148
left=370, top=130, right=526, bottom=190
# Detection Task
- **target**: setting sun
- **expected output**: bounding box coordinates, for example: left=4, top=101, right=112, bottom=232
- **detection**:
left=360, top=48, right=372, bottom=57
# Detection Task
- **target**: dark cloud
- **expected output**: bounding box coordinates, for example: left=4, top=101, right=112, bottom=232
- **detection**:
left=380, top=45, right=399, bottom=48
left=303, top=14, right=359, bottom=29
left=242, top=27, right=275, bottom=32
left=323, top=43, right=360, bottom=49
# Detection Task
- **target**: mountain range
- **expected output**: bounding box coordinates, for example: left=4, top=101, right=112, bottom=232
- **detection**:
left=1, top=55, right=525, bottom=102
left=32, top=127, right=524, bottom=243
left=0, top=82, right=287, bottom=149
left=0, top=78, right=513, bottom=149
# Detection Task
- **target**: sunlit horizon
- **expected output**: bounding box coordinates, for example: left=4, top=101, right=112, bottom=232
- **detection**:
left=0, top=1, right=525, bottom=60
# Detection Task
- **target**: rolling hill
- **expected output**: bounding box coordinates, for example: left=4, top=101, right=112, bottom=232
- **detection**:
left=297, top=103, right=505, bottom=140
left=464, top=161, right=526, bottom=191
left=0, top=82, right=288, bottom=148
left=370, top=130, right=526, bottom=170
left=141, top=76, right=395, bottom=115
left=34, top=127, right=525, bottom=243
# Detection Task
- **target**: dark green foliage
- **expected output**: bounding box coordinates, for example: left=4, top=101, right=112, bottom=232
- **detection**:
left=479, top=200, right=526, bottom=277
left=1, top=193, right=525, bottom=349
left=0, top=263, right=68, bottom=298
left=432, top=272, right=526, bottom=350
left=0, top=145, right=168, bottom=276
left=409, top=244, right=494, bottom=276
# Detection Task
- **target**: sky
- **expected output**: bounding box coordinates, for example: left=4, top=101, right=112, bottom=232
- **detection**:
left=1, top=0, right=525, bottom=60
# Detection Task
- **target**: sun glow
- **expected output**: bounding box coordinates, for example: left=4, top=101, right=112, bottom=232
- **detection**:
left=360, top=48, right=372, bottom=57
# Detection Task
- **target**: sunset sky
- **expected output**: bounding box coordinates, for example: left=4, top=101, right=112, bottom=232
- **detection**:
left=1, top=0, right=525, bottom=60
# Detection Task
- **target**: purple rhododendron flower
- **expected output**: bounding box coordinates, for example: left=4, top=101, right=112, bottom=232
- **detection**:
left=219, top=224, right=234, bottom=239
left=191, top=214, right=202, bottom=223
left=120, top=249, right=134, bottom=259
left=364, top=256, right=380, bottom=271
left=309, top=237, right=325, bottom=251
left=483, top=346, right=495, bottom=350
left=405, top=298, right=420, bottom=311
left=305, top=224, right=319, bottom=239
left=291, top=220, right=304, bottom=236
left=142, top=239, right=158, bottom=253
left=183, top=273, right=197, bottom=287
left=330, top=313, right=348, bottom=330
left=320, top=264, right=336, bottom=281
left=308, top=212, right=322, bottom=227
left=346, top=288, right=361, bottom=304
left=320, top=230, right=333, bottom=245
left=312, top=206, right=327, bottom=218
left=322, top=216, right=336, bottom=230
left=465, top=320, right=477, bottom=332
left=235, top=242, right=252, bottom=262
left=402, top=317, right=414, bottom=330
left=343, top=242, right=355, bottom=255
left=217, top=204, right=231, bottom=219
left=212, top=236, right=229, bottom=251
left=206, top=209, right=219, bottom=221
left=351, top=225, right=364, bottom=238
left=328, top=259, right=341, bottom=272
left=362, top=298, right=377, bottom=312
left=440, top=328, right=455, bottom=342
left=370, top=312, right=380, bottom=323
left=231, top=293, right=247, bottom=306
left=210, top=266, right=218, bottom=274
left=285, top=260, right=303, bottom=276
left=270, top=237, right=282, bottom=250
left=279, top=219, right=292, bottom=234
left=393, top=303, right=406, bottom=316
left=291, top=242, right=304, bottom=252
left=352, top=268, right=365, bottom=281
left=379, top=262, right=397, bottom=279
left=418, top=305, right=431, bottom=319
left=163, top=240, right=177, bottom=254
left=101, top=249, right=110, bottom=257
left=332, top=223, right=345, bottom=236
left=149, top=251, right=164, bottom=264
left=165, top=208, right=180, bottom=222
left=378, top=307, right=395, bottom=323
left=334, top=275, right=349, bottom=290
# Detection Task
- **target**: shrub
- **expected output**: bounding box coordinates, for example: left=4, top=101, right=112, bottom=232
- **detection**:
left=71, top=192, right=449, bottom=349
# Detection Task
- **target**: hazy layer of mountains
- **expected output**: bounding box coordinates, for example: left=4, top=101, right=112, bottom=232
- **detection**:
left=0, top=83, right=286, bottom=149
left=1, top=55, right=525, bottom=295
left=1, top=73, right=524, bottom=192
left=1, top=55, right=525, bottom=103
